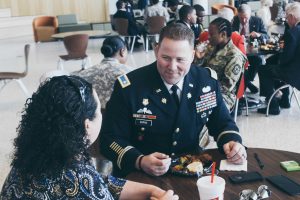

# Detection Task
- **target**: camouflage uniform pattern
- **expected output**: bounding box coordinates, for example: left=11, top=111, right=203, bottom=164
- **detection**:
left=200, top=40, right=247, bottom=110
left=72, top=58, right=132, bottom=108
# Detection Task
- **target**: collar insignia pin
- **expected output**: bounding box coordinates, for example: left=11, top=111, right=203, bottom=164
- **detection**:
left=142, top=98, right=149, bottom=106
left=187, top=93, right=192, bottom=99
left=189, top=83, right=194, bottom=88
left=156, top=89, right=162, bottom=93
left=161, top=98, right=167, bottom=104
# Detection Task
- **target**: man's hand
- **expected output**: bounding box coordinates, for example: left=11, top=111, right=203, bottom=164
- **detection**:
left=250, top=31, right=261, bottom=38
left=223, top=141, right=247, bottom=164
left=140, top=152, right=171, bottom=176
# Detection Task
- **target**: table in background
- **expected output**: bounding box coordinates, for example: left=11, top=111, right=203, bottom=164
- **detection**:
left=52, top=30, right=118, bottom=39
left=126, top=148, right=300, bottom=200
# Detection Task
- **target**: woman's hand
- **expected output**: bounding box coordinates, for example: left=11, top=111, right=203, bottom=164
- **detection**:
left=150, top=189, right=179, bottom=200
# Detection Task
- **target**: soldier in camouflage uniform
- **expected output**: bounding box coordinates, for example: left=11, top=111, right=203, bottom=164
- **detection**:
left=195, top=17, right=247, bottom=111
left=73, top=36, right=133, bottom=109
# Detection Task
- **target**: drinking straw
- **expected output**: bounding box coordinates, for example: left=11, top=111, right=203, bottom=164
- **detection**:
left=210, top=162, right=216, bottom=183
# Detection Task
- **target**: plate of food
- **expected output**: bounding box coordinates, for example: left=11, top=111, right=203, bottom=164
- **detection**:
left=260, top=43, right=280, bottom=52
left=170, top=153, right=213, bottom=176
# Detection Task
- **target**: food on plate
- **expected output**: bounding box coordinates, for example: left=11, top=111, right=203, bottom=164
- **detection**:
left=171, top=153, right=212, bottom=175
left=260, top=43, right=278, bottom=51
left=186, top=161, right=203, bottom=173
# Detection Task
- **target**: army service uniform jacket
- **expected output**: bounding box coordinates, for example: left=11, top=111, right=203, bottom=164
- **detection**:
left=100, top=62, right=242, bottom=175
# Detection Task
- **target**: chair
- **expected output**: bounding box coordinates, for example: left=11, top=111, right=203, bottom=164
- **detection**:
left=57, top=34, right=91, bottom=71
left=0, top=44, right=30, bottom=97
left=211, top=3, right=238, bottom=15
left=145, top=16, right=166, bottom=52
left=266, top=84, right=300, bottom=117
left=112, top=18, right=136, bottom=54
left=233, top=73, right=249, bottom=122
left=32, top=16, right=58, bottom=42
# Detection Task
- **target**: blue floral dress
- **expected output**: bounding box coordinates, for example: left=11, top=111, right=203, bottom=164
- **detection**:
left=0, top=161, right=126, bottom=199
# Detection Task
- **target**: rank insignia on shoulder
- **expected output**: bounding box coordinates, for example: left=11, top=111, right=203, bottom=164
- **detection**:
left=205, top=67, right=218, bottom=80
left=117, top=74, right=131, bottom=88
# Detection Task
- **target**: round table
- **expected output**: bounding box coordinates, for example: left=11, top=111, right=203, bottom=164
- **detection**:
left=126, top=148, right=300, bottom=200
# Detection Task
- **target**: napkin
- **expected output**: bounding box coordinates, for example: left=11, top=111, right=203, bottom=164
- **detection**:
left=219, top=159, right=247, bottom=171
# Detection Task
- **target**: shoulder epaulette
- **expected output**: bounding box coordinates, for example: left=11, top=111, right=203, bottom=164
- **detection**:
left=117, top=74, right=131, bottom=88
left=205, top=67, right=218, bottom=80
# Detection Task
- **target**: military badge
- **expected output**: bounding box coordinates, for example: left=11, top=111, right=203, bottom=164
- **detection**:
left=161, top=98, right=167, bottom=104
left=137, top=107, right=152, bottom=114
left=232, top=64, right=241, bottom=75
left=142, top=98, right=149, bottom=106
left=117, top=74, right=131, bottom=88
left=189, top=83, right=194, bottom=88
left=156, top=89, right=162, bottom=93
left=202, top=86, right=211, bottom=93
left=187, top=93, right=192, bottom=99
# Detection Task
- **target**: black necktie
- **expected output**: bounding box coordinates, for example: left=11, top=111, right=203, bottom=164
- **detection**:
left=171, top=85, right=179, bottom=107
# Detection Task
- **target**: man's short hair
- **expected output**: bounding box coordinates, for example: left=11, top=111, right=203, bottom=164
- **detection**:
left=151, top=0, right=159, bottom=5
left=286, top=2, right=300, bottom=22
left=168, top=0, right=179, bottom=7
left=116, top=0, right=125, bottom=10
left=238, top=4, right=251, bottom=16
left=158, top=23, right=195, bottom=47
left=193, top=4, right=205, bottom=13
left=179, top=5, right=195, bottom=21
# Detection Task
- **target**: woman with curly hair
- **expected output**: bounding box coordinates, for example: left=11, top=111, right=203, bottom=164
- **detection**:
left=0, top=75, right=178, bottom=200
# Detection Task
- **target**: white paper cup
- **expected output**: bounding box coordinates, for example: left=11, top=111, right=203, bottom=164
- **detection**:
left=197, top=175, right=225, bottom=200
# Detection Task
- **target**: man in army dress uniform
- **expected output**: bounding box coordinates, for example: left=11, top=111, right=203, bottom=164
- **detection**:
left=100, top=23, right=247, bottom=177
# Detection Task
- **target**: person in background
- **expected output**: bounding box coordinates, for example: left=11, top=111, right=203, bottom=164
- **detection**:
left=138, top=0, right=149, bottom=10
left=195, top=17, right=247, bottom=111
left=177, top=5, right=198, bottom=40
left=114, top=0, right=144, bottom=47
left=144, top=0, right=170, bottom=23
left=73, top=36, right=132, bottom=109
left=193, top=4, right=205, bottom=41
left=232, top=4, right=269, bottom=94
left=165, top=0, right=181, bottom=23
left=0, top=75, right=178, bottom=200
left=100, top=23, right=247, bottom=177
left=199, top=7, right=247, bottom=56
left=257, top=2, right=300, bottom=115
left=257, top=0, right=275, bottom=33
left=124, top=0, right=135, bottom=17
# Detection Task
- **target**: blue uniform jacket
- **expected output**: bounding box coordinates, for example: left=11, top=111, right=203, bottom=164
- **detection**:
left=100, top=62, right=242, bottom=175
left=279, top=23, right=300, bottom=90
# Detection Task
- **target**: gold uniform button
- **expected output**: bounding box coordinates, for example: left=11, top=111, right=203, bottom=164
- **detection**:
left=173, top=141, right=177, bottom=146
left=175, top=128, right=180, bottom=133
left=141, top=127, right=145, bottom=131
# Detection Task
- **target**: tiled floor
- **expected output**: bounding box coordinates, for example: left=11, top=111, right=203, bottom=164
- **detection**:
left=0, top=35, right=299, bottom=188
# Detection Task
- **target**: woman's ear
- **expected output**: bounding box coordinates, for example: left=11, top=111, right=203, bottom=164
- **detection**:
left=120, top=48, right=126, bottom=57
left=84, top=118, right=90, bottom=131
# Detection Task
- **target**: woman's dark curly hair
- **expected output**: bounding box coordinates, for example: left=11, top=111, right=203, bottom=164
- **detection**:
left=11, top=75, right=97, bottom=177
